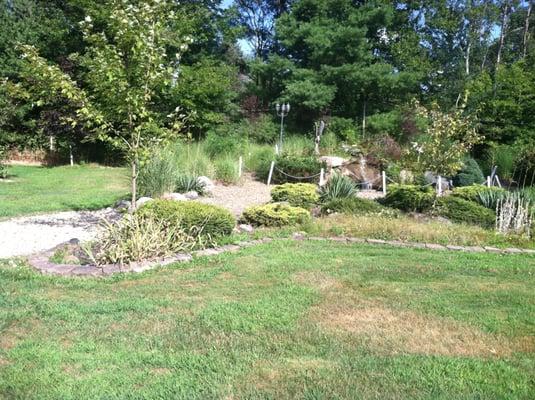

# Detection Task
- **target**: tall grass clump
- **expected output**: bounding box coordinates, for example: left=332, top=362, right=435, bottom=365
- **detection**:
left=244, top=144, right=275, bottom=173
left=282, top=135, right=314, bottom=157
left=171, top=142, right=215, bottom=178
left=482, top=144, right=517, bottom=182
left=137, top=148, right=177, bottom=197
left=320, top=173, right=358, bottom=202
left=214, top=154, right=240, bottom=184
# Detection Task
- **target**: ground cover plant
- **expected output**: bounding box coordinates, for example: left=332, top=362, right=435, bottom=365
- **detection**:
left=0, top=240, right=534, bottom=399
left=270, top=183, right=319, bottom=208
left=0, top=165, right=128, bottom=218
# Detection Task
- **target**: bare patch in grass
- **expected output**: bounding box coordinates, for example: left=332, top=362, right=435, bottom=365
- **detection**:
left=0, top=319, right=41, bottom=350
left=293, top=271, right=344, bottom=291
left=314, top=298, right=517, bottom=358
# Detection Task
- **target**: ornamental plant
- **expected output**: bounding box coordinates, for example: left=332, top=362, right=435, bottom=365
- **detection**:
left=16, top=0, right=192, bottom=208
left=407, top=99, right=483, bottom=176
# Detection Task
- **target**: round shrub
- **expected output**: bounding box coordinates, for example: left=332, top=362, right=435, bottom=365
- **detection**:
left=434, top=196, right=496, bottom=228
left=241, top=203, right=311, bottom=227
left=321, top=197, right=394, bottom=216
left=379, top=184, right=435, bottom=212
left=452, top=157, right=485, bottom=187
left=271, top=183, right=319, bottom=208
left=255, top=155, right=325, bottom=184
left=137, top=199, right=235, bottom=238
left=452, top=185, right=506, bottom=204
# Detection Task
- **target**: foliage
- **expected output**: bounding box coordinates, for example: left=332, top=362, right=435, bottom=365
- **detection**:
left=246, top=115, right=279, bottom=144
left=379, top=184, right=435, bottom=212
left=175, top=174, right=206, bottom=195
left=270, top=183, right=319, bottom=208
left=452, top=157, right=485, bottom=187
left=214, top=155, right=240, bottom=184
left=319, top=173, right=358, bottom=202
left=205, top=129, right=247, bottom=157
left=137, top=199, right=235, bottom=239
left=137, top=149, right=177, bottom=198
left=84, top=213, right=196, bottom=266
left=481, top=144, right=517, bottom=182
left=327, top=117, right=358, bottom=143
left=320, top=197, right=393, bottom=217
left=452, top=185, right=506, bottom=204
left=0, top=146, right=7, bottom=178
left=434, top=196, right=496, bottom=229
left=496, top=193, right=534, bottom=237
left=17, top=1, right=192, bottom=207
left=241, top=203, right=311, bottom=227
left=172, top=142, right=215, bottom=178
left=256, top=154, right=324, bottom=184
left=406, top=100, right=483, bottom=176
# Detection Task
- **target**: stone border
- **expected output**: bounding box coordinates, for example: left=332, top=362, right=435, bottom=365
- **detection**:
left=26, top=235, right=534, bottom=278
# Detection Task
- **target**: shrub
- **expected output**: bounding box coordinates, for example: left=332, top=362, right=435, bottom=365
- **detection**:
left=84, top=213, right=196, bottom=265
left=255, top=155, right=325, bottom=184
left=434, top=196, right=496, bottom=228
left=241, top=203, right=311, bottom=227
left=452, top=185, right=506, bottom=204
left=214, top=155, right=239, bottom=184
left=271, top=183, right=319, bottom=208
left=204, top=129, right=246, bottom=157
left=137, top=149, right=176, bottom=197
left=175, top=174, right=206, bottom=195
left=247, top=115, right=278, bottom=144
left=321, top=197, right=393, bottom=216
left=452, top=157, right=485, bottom=187
left=379, top=184, right=435, bottom=212
left=0, top=146, right=7, bottom=179
left=137, top=199, right=235, bottom=238
left=327, top=117, right=357, bottom=143
left=481, top=144, right=517, bottom=182
left=319, top=173, right=358, bottom=202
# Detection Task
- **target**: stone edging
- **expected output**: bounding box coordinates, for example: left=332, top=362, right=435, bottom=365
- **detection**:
left=26, top=235, right=535, bottom=277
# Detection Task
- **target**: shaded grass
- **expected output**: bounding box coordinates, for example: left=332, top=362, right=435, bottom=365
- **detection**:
left=310, top=213, right=535, bottom=249
left=0, top=165, right=129, bottom=218
left=1, top=240, right=534, bottom=399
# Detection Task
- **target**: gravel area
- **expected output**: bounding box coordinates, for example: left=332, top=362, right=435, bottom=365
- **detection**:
left=198, top=174, right=272, bottom=216
left=0, top=208, right=119, bottom=259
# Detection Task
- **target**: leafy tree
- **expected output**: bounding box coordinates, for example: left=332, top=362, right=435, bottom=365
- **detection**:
left=17, top=0, right=192, bottom=206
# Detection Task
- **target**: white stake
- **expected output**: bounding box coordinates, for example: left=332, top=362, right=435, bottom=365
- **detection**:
left=437, top=175, right=442, bottom=196
left=320, top=168, right=325, bottom=186
left=275, top=144, right=279, bottom=155
left=267, top=161, right=275, bottom=186
left=487, top=176, right=491, bottom=187
left=238, top=156, right=243, bottom=177
left=382, top=171, right=387, bottom=195
left=69, top=145, right=74, bottom=167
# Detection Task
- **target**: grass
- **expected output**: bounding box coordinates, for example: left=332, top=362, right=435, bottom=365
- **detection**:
left=0, top=164, right=129, bottom=218
left=310, top=213, right=535, bottom=249
left=1, top=240, right=534, bottom=399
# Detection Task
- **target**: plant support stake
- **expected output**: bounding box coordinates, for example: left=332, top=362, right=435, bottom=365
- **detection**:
left=382, top=171, right=387, bottom=195
left=238, top=156, right=243, bottom=177
left=267, top=161, right=275, bottom=186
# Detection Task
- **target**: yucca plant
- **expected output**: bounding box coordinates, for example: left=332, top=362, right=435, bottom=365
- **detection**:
left=477, top=189, right=507, bottom=210
left=175, top=174, right=206, bottom=194
left=320, top=172, right=358, bottom=202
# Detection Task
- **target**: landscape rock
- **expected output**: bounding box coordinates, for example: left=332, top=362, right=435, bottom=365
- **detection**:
left=136, top=197, right=153, bottom=208
left=197, top=176, right=215, bottom=192
left=424, top=171, right=451, bottom=190
left=238, top=223, right=254, bottom=233
left=114, top=200, right=131, bottom=211
left=320, top=156, right=347, bottom=169
left=162, top=193, right=188, bottom=202
left=184, top=191, right=199, bottom=200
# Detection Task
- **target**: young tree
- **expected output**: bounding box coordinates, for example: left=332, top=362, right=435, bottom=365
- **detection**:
left=16, top=0, right=192, bottom=207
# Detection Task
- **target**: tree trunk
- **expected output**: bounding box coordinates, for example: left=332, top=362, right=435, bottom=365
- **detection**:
left=496, top=1, right=511, bottom=67
left=362, top=100, right=367, bottom=138
left=523, top=0, right=533, bottom=58
left=131, top=158, right=137, bottom=210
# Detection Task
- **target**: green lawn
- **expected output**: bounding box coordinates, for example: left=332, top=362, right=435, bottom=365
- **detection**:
left=1, top=241, right=533, bottom=399
left=0, top=165, right=129, bottom=218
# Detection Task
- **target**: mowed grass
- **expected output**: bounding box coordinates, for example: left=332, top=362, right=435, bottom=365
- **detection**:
left=0, top=165, right=129, bottom=218
left=1, top=241, right=534, bottom=399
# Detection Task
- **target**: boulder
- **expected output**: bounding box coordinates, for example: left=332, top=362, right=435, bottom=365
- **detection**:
left=319, top=156, right=347, bottom=169
left=238, top=223, right=254, bottom=233
left=136, top=197, right=153, bottom=208
left=184, top=191, right=199, bottom=200
left=114, top=199, right=131, bottom=211
left=424, top=171, right=451, bottom=190
left=340, top=160, right=381, bottom=189
left=198, top=176, right=215, bottom=193
left=162, top=193, right=188, bottom=202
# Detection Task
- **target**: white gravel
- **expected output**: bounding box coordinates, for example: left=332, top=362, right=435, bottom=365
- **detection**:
left=0, top=208, right=119, bottom=259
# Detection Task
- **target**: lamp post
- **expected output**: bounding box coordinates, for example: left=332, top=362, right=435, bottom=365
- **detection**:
left=275, top=102, right=290, bottom=154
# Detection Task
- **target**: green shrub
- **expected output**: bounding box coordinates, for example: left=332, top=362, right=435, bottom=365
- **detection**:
left=204, top=129, right=246, bottom=157
left=138, top=199, right=235, bottom=238
left=0, top=146, right=7, bottom=179
left=379, top=184, right=435, bottom=212
left=327, top=117, right=357, bottom=143
left=255, top=155, right=325, bottom=184
left=321, top=197, right=392, bottom=216
left=319, top=173, right=358, bottom=202
left=282, top=135, right=315, bottom=157
left=175, top=174, right=206, bottom=195
left=434, top=196, right=496, bottom=228
left=138, top=149, right=176, bottom=197
left=247, top=115, right=278, bottom=144
left=214, top=155, right=239, bottom=184
left=245, top=144, right=275, bottom=173
left=452, top=185, right=506, bottom=204
left=452, top=157, right=485, bottom=187
left=271, top=183, right=319, bottom=208
left=241, top=203, right=311, bottom=227
left=84, top=213, right=197, bottom=265
left=481, top=144, right=517, bottom=181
